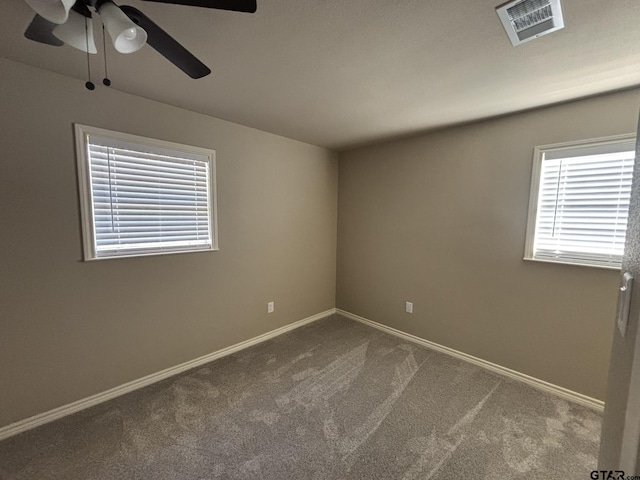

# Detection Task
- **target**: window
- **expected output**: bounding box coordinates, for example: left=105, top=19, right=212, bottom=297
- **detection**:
left=524, top=134, right=636, bottom=269
left=75, top=125, right=217, bottom=260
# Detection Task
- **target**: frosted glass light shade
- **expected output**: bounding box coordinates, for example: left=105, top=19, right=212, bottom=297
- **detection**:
left=53, top=10, right=97, bottom=54
left=99, top=1, right=147, bottom=54
left=24, top=0, right=75, bottom=24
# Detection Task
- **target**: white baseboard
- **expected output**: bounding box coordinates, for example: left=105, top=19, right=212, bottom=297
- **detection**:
left=0, top=308, right=337, bottom=441
left=337, top=309, right=605, bottom=412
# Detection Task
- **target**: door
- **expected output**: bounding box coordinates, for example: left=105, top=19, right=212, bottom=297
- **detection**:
left=599, top=114, right=640, bottom=473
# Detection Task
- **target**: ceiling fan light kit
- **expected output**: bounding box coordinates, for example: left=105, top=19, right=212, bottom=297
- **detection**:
left=97, top=0, right=147, bottom=53
left=22, top=0, right=258, bottom=83
left=25, top=0, right=75, bottom=24
left=52, top=8, right=97, bottom=53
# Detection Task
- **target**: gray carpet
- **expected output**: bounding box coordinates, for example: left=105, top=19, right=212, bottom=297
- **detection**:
left=0, top=315, right=601, bottom=479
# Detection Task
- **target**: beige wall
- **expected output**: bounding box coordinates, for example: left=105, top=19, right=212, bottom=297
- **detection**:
left=0, top=59, right=338, bottom=428
left=337, top=88, right=640, bottom=401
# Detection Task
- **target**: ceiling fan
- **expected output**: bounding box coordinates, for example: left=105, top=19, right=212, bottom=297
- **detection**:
left=23, top=0, right=257, bottom=80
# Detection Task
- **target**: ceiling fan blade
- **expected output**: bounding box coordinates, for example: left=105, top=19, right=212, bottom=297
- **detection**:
left=120, top=6, right=211, bottom=79
left=24, top=14, right=64, bottom=46
left=140, top=0, right=256, bottom=13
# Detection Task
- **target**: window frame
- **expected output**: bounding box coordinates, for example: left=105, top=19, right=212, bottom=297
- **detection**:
left=523, top=133, right=636, bottom=270
left=75, top=124, right=218, bottom=261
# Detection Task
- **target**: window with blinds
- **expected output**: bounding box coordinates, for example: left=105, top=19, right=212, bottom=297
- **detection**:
left=524, top=135, right=636, bottom=269
left=75, top=125, right=217, bottom=260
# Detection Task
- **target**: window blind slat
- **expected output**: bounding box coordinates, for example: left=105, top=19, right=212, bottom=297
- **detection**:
left=92, top=179, right=208, bottom=191
left=90, top=168, right=208, bottom=184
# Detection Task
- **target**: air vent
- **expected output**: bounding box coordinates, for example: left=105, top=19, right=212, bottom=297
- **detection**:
left=496, top=0, right=564, bottom=46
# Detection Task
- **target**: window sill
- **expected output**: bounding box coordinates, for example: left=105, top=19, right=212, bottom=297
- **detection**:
left=84, top=246, right=218, bottom=262
left=523, top=256, right=621, bottom=271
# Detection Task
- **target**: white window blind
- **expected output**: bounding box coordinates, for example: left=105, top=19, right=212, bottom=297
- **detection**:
left=525, top=135, right=636, bottom=269
left=76, top=125, right=217, bottom=260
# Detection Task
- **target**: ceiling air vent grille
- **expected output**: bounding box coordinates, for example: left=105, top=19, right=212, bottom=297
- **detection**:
left=496, top=0, right=564, bottom=46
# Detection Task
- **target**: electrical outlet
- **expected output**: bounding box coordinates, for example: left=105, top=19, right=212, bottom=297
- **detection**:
left=405, top=301, right=413, bottom=314
left=268, top=301, right=275, bottom=313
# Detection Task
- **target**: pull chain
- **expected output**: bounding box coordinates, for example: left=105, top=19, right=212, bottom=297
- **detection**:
left=102, top=24, right=111, bottom=87
left=85, top=16, right=95, bottom=90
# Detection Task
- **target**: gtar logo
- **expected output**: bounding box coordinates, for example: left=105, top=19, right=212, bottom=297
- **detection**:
left=590, top=471, right=625, bottom=480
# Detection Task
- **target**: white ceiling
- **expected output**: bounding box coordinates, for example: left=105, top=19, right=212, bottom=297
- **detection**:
left=2, top=0, right=640, bottom=149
